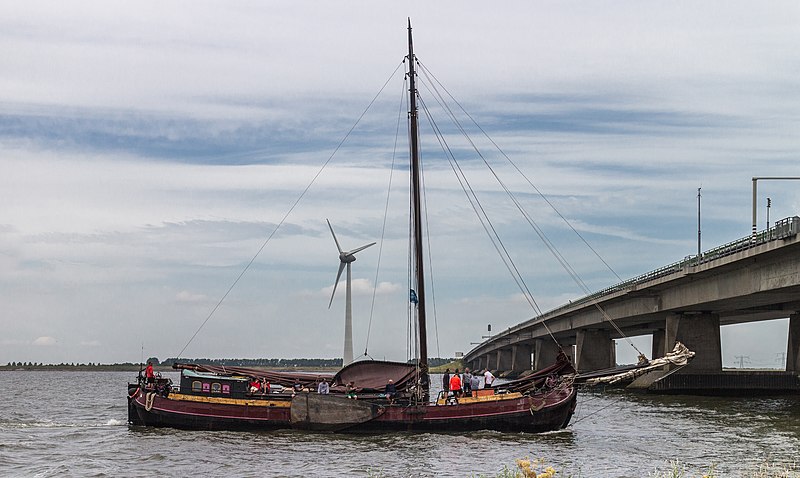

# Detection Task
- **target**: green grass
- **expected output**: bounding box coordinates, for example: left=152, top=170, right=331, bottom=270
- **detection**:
left=429, top=360, right=464, bottom=373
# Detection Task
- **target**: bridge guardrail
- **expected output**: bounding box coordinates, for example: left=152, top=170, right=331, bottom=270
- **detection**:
left=526, top=216, right=799, bottom=327
left=469, top=216, right=799, bottom=354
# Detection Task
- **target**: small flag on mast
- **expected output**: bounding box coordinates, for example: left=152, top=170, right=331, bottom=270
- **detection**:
left=409, top=289, right=418, bottom=304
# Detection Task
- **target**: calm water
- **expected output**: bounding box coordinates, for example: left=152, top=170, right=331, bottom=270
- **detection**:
left=1, top=371, right=799, bottom=477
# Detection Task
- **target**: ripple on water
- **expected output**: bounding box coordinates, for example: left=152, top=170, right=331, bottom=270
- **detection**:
left=1, top=371, right=799, bottom=476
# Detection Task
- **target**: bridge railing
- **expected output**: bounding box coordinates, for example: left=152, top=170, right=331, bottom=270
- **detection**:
left=468, top=216, right=799, bottom=355
left=538, top=216, right=800, bottom=321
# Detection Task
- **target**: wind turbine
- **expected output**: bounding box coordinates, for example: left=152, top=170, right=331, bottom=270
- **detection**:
left=326, top=219, right=376, bottom=366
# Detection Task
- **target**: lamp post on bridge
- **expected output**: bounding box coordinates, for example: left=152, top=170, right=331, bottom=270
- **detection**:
left=470, top=324, right=493, bottom=346
left=767, top=197, right=772, bottom=230
left=751, top=177, right=800, bottom=240
left=697, top=187, right=702, bottom=262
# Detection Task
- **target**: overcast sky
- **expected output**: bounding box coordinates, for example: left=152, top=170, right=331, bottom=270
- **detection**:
left=1, top=1, right=798, bottom=368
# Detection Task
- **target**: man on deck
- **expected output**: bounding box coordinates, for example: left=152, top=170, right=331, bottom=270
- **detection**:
left=483, top=369, right=495, bottom=388
left=449, top=369, right=462, bottom=398
left=384, top=379, right=397, bottom=404
left=145, top=361, right=155, bottom=385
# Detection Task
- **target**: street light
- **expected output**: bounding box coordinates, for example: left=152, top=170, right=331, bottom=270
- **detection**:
left=470, top=324, right=493, bottom=345
left=767, top=197, right=772, bottom=230
left=697, top=187, right=702, bottom=260
left=751, top=177, right=800, bottom=240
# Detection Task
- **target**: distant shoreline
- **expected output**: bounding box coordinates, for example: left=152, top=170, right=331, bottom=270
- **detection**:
left=0, top=365, right=342, bottom=373
left=1, top=359, right=461, bottom=373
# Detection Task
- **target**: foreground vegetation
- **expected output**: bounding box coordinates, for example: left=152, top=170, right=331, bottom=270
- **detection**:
left=365, top=459, right=800, bottom=477
left=490, top=459, right=800, bottom=478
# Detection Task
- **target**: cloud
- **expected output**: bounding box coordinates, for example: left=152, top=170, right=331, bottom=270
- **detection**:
left=321, top=279, right=401, bottom=299
left=175, top=290, right=208, bottom=303
left=0, top=1, right=798, bottom=365
left=32, top=336, right=56, bottom=346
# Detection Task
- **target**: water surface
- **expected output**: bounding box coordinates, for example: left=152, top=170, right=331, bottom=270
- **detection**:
left=1, top=371, right=798, bottom=477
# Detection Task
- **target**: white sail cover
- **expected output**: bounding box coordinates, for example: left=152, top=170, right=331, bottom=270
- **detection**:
left=585, top=342, right=696, bottom=385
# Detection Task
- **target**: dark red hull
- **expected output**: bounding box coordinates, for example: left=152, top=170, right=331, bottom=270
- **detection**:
left=363, top=387, right=576, bottom=433
left=129, top=386, right=576, bottom=433
left=129, top=389, right=291, bottom=430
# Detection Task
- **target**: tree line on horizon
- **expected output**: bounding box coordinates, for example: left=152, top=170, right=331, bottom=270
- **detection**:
left=4, top=362, right=137, bottom=368
left=4, top=357, right=455, bottom=368
left=158, top=357, right=455, bottom=367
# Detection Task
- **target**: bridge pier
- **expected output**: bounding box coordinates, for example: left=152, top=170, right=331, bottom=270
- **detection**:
left=511, top=344, right=532, bottom=373
left=534, top=339, right=561, bottom=371
left=666, top=312, right=721, bottom=372
left=564, top=345, right=576, bottom=366
left=652, top=329, right=665, bottom=359
left=496, top=348, right=512, bottom=371
left=787, top=313, right=800, bottom=372
left=575, top=329, right=615, bottom=372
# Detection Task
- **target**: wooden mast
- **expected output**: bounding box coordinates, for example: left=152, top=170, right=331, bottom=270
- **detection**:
left=407, top=19, right=429, bottom=398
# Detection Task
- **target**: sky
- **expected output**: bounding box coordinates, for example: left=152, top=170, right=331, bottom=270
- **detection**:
left=1, top=1, right=799, bottom=367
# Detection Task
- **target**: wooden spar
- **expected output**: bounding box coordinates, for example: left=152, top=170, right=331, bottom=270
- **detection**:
left=407, top=19, right=429, bottom=397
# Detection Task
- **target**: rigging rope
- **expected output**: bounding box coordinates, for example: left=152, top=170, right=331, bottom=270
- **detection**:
left=416, top=93, right=558, bottom=345
left=175, top=60, right=406, bottom=360
left=364, top=76, right=406, bottom=357
left=420, top=151, right=442, bottom=359
left=417, top=61, right=624, bottom=284
left=415, top=59, right=644, bottom=357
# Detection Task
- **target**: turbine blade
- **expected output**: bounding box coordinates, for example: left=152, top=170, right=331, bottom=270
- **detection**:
left=326, top=219, right=343, bottom=254
left=347, top=242, right=376, bottom=255
left=328, top=261, right=346, bottom=308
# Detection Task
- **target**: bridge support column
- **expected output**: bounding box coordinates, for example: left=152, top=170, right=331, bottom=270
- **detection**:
left=563, top=345, right=576, bottom=366
left=787, top=313, right=800, bottom=372
left=665, top=312, right=721, bottom=372
left=575, top=329, right=615, bottom=373
left=511, top=344, right=532, bottom=373
left=652, top=329, right=665, bottom=359
left=533, top=339, right=561, bottom=371
left=475, top=356, right=484, bottom=372
left=496, top=348, right=512, bottom=371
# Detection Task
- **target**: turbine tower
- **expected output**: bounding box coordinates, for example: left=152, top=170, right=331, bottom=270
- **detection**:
left=326, top=219, right=375, bottom=366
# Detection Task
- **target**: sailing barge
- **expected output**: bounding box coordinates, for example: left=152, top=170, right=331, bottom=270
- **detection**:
left=128, top=21, right=577, bottom=433
left=128, top=358, right=575, bottom=432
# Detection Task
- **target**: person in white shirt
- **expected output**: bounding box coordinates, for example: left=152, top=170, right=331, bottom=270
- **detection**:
left=483, top=369, right=495, bottom=388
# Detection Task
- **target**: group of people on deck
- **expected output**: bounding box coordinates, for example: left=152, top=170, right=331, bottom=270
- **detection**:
left=242, top=369, right=498, bottom=403
left=442, top=367, right=494, bottom=399
left=248, top=378, right=271, bottom=395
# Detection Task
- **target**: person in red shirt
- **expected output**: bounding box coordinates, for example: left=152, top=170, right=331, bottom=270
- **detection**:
left=145, top=361, right=155, bottom=384
left=449, top=368, right=462, bottom=398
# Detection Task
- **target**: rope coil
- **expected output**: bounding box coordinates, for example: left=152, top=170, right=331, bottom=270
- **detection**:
left=145, top=392, right=156, bottom=412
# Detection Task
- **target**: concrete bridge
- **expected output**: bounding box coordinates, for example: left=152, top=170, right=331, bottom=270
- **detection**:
left=464, top=216, right=800, bottom=387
